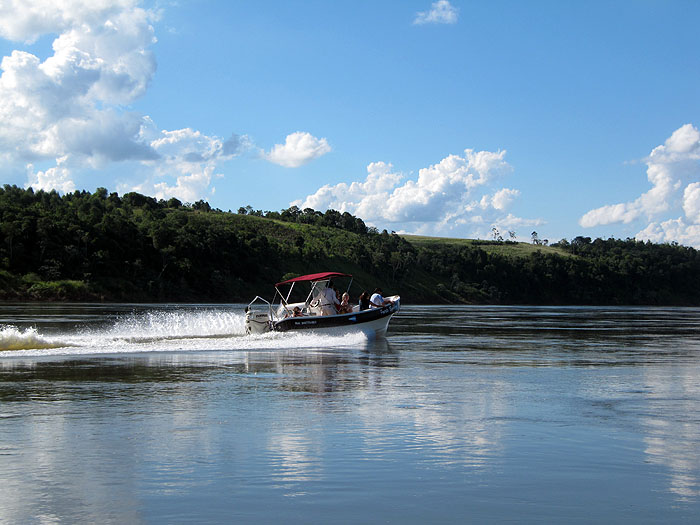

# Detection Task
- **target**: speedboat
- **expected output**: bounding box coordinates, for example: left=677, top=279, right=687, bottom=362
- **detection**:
left=245, top=271, right=400, bottom=337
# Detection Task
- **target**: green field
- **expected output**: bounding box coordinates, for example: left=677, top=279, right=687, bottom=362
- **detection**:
left=402, top=235, right=573, bottom=258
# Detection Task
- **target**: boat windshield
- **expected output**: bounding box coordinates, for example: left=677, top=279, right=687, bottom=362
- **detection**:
left=307, top=280, right=329, bottom=305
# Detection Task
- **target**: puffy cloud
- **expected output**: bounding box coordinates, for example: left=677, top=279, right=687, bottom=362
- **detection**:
left=414, top=1, right=459, bottom=25
left=26, top=157, right=75, bottom=193
left=60, top=110, right=160, bottom=165
left=265, top=131, right=331, bottom=168
left=0, top=0, right=140, bottom=43
left=295, top=148, right=538, bottom=238
left=134, top=165, right=217, bottom=205
left=481, top=188, right=520, bottom=211
left=0, top=0, right=158, bottom=184
left=373, top=150, right=511, bottom=223
left=299, top=161, right=402, bottom=213
left=579, top=124, right=700, bottom=246
left=152, top=128, right=225, bottom=161
left=126, top=127, right=251, bottom=203
left=683, top=183, right=700, bottom=224
left=0, top=0, right=252, bottom=203
left=636, top=219, right=700, bottom=248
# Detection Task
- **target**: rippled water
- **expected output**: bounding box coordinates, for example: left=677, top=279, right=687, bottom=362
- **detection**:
left=1, top=304, right=699, bottom=523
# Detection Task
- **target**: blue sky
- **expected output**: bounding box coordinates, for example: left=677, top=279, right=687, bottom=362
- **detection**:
left=1, top=1, right=699, bottom=245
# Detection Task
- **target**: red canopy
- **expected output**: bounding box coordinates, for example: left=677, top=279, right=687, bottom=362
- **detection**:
left=276, top=272, right=351, bottom=286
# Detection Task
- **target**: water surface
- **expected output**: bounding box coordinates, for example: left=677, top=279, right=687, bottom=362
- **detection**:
left=1, top=304, right=699, bottom=523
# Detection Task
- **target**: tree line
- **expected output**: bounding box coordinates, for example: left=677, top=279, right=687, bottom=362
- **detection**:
left=1, top=185, right=699, bottom=304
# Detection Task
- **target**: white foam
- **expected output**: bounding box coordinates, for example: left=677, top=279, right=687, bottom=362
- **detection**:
left=0, top=325, right=70, bottom=351
left=0, top=309, right=369, bottom=357
left=104, top=309, right=247, bottom=341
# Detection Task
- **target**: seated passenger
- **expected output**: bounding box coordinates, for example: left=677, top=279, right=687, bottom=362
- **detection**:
left=293, top=306, right=303, bottom=317
left=359, top=291, right=370, bottom=311
left=370, top=287, right=393, bottom=308
left=338, top=292, right=353, bottom=314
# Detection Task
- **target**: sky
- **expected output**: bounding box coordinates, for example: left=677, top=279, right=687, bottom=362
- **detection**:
left=0, top=0, right=699, bottom=245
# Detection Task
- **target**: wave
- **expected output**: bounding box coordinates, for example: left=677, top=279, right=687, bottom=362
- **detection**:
left=0, top=308, right=368, bottom=357
left=0, top=326, right=71, bottom=351
left=105, top=309, right=247, bottom=341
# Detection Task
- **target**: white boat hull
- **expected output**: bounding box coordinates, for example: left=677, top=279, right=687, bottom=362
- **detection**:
left=272, top=297, right=400, bottom=339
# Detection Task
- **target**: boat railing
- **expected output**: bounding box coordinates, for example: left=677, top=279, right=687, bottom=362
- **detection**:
left=246, top=295, right=274, bottom=320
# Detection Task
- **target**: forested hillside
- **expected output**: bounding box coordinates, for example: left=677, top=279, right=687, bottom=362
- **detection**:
left=1, top=185, right=700, bottom=305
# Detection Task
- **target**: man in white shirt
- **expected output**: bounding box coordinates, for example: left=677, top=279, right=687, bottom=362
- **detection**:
left=369, top=288, right=392, bottom=308
left=320, top=281, right=340, bottom=315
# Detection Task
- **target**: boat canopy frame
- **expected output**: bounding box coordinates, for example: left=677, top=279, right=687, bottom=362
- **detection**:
left=273, top=272, right=353, bottom=318
left=276, top=272, right=351, bottom=286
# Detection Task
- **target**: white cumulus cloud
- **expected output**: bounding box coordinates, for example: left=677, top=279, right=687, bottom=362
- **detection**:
left=265, top=131, right=331, bottom=168
left=294, top=148, right=539, bottom=238
left=636, top=219, right=700, bottom=247
left=126, top=123, right=251, bottom=203
left=0, top=0, right=159, bottom=191
left=26, top=157, right=75, bottom=193
left=0, top=0, right=251, bottom=202
left=580, top=123, right=700, bottom=246
left=0, top=0, right=139, bottom=43
left=683, top=182, right=700, bottom=224
left=482, top=188, right=521, bottom=211
left=414, top=0, right=459, bottom=25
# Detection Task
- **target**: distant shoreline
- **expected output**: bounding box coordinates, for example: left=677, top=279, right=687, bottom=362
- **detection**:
left=2, top=186, right=700, bottom=307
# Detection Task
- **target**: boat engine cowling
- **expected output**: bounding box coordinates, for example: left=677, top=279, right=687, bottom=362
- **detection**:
left=245, top=310, right=272, bottom=335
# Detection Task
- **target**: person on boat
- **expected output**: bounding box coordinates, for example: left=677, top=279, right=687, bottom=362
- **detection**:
left=284, top=306, right=303, bottom=318
left=320, top=281, right=341, bottom=315
left=359, top=291, right=371, bottom=310
left=338, top=292, right=352, bottom=314
left=370, top=288, right=393, bottom=308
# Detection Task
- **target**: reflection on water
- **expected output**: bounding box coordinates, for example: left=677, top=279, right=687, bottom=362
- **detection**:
left=641, top=364, right=700, bottom=502
left=1, top=304, right=699, bottom=522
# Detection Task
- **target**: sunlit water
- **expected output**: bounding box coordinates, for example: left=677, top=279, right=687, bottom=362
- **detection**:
left=1, top=304, right=699, bottom=523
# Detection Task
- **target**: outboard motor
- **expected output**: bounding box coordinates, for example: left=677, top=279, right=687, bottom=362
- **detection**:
left=245, top=308, right=272, bottom=335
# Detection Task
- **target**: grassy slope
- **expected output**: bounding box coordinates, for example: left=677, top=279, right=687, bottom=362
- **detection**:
left=177, top=217, right=574, bottom=302
left=402, top=234, right=573, bottom=258
left=223, top=217, right=466, bottom=302
left=399, top=235, right=578, bottom=304
left=217, top=215, right=402, bottom=299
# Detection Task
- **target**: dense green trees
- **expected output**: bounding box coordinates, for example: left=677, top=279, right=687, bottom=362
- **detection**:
left=0, top=186, right=413, bottom=301
left=238, top=204, right=369, bottom=234
left=1, top=185, right=699, bottom=304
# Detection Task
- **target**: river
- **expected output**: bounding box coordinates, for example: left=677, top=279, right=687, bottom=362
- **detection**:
left=1, top=304, right=699, bottom=523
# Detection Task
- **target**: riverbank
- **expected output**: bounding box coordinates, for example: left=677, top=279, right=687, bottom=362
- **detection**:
left=2, top=187, right=700, bottom=305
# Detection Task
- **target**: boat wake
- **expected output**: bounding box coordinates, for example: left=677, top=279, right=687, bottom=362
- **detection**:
left=0, top=326, right=73, bottom=351
left=0, top=308, right=368, bottom=357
